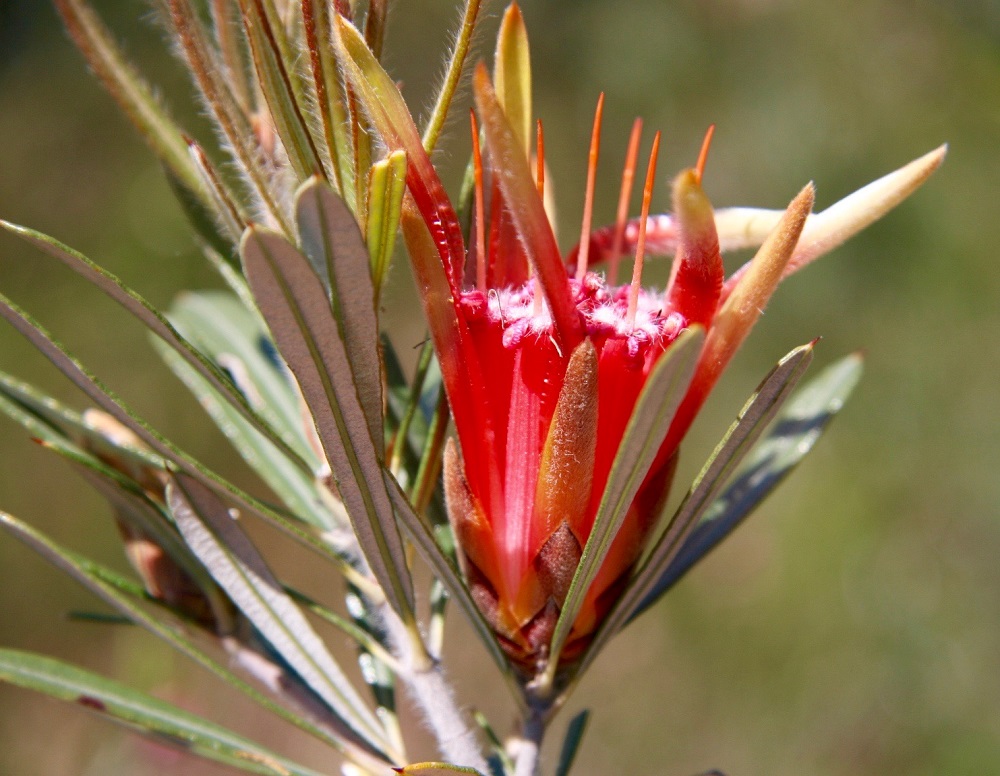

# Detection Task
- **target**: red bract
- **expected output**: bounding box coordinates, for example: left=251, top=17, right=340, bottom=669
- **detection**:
left=336, top=5, right=945, bottom=675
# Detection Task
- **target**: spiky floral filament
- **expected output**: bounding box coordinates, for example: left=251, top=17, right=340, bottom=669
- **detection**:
left=626, top=131, right=661, bottom=326
left=535, top=119, right=545, bottom=198
left=608, top=117, right=643, bottom=285
left=471, top=110, right=487, bottom=292
left=694, top=124, right=715, bottom=184
left=575, top=93, right=605, bottom=282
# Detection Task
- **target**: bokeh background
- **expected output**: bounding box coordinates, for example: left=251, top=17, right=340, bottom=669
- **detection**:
left=1, top=0, right=998, bottom=774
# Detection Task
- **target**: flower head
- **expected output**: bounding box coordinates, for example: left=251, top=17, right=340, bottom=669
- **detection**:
left=337, top=3, right=944, bottom=677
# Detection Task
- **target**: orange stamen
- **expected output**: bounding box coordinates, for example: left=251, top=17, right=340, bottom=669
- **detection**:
left=608, top=117, right=643, bottom=285
left=627, top=130, right=661, bottom=326
left=574, top=93, right=605, bottom=283
left=470, top=110, right=487, bottom=293
left=694, top=123, right=715, bottom=184
left=535, top=119, right=545, bottom=199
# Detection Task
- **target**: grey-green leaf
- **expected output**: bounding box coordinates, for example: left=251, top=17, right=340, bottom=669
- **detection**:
left=581, top=342, right=816, bottom=669
left=635, top=351, right=863, bottom=611
left=0, top=649, right=330, bottom=776
left=295, top=178, right=384, bottom=454
left=0, top=221, right=312, bottom=473
left=0, top=510, right=360, bottom=756
left=0, top=292, right=361, bottom=582
left=554, top=710, right=590, bottom=776
left=167, top=473, right=393, bottom=757
left=240, top=226, right=414, bottom=621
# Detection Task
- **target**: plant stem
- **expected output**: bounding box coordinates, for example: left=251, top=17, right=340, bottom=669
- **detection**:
left=511, top=708, right=545, bottom=776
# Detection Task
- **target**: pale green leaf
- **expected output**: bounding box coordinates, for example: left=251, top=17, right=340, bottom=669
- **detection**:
left=588, top=342, right=816, bottom=656
left=294, top=179, right=383, bottom=454
left=0, top=221, right=312, bottom=473
left=0, top=292, right=364, bottom=581
left=167, top=291, right=320, bottom=470
left=167, top=474, right=393, bottom=757
left=636, top=352, right=863, bottom=610
left=240, top=226, right=414, bottom=622
left=0, top=649, right=330, bottom=776
left=156, top=344, right=339, bottom=532
left=0, top=511, right=364, bottom=756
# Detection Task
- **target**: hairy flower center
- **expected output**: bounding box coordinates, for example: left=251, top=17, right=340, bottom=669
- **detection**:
left=458, top=271, right=688, bottom=364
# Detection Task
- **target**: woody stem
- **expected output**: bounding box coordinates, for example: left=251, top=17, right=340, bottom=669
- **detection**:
left=511, top=707, right=546, bottom=776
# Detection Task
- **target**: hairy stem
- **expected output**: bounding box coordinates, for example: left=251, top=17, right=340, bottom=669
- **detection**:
left=382, top=603, right=489, bottom=771
left=511, top=708, right=545, bottom=776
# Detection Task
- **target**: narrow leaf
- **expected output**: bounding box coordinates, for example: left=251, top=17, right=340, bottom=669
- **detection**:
left=636, top=352, right=863, bottom=609
left=586, top=342, right=815, bottom=664
left=555, top=710, right=590, bottom=776
left=545, top=327, right=703, bottom=677
left=302, top=0, right=355, bottom=201
left=156, top=344, right=339, bottom=531
left=0, top=221, right=313, bottom=474
left=0, top=649, right=329, bottom=776
left=53, top=0, right=203, bottom=200
left=294, top=179, right=383, bottom=454
left=240, top=226, right=415, bottom=621
left=421, top=0, right=482, bottom=153
left=0, top=291, right=364, bottom=582
left=0, top=511, right=370, bottom=758
left=167, top=474, right=392, bottom=755
left=167, top=291, right=320, bottom=470
left=241, top=0, right=324, bottom=182
left=166, top=0, right=291, bottom=233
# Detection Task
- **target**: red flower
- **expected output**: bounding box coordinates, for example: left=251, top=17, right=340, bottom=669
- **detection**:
left=337, top=5, right=944, bottom=674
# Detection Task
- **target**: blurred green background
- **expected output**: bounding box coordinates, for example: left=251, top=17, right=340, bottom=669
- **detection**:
left=1, top=0, right=998, bottom=774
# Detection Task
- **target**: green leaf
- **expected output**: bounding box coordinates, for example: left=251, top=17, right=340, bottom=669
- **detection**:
left=544, top=327, right=703, bottom=679
left=295, top=179, right=384, bottom=455
left=581, top=343, right=816, bottom=670
left=157, top=344, right=339, bottom=532
left=636, top=351, right=864, bottom=610
left=302, top=0, right=355, bottom=204
left=240, top=0, right=324, bottom=183
left=554, top=710, right=590, bottom=776
left=421, top=0, right=482, bottom=153
left=165, top=0, right=291, bottom=234
left=53, top=0, right=204, bottom=203
left=167, top=474, right=394, bottom=758
left=0, top=649, right=330, bottom=776
left=0, top=511, right=367, bottom=758
left=167, top=291, right=320, bottom=469
left=395, top=764, right=486, bottom=776
left=0, top=221, right=312, bottom=474
left=365, top=151, right=407, bottom=298
left=0, top=291, right=365, bottom=584
left=0, top=368, right=164, bottom=474
left=240, top=226, right=415, bottom=623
